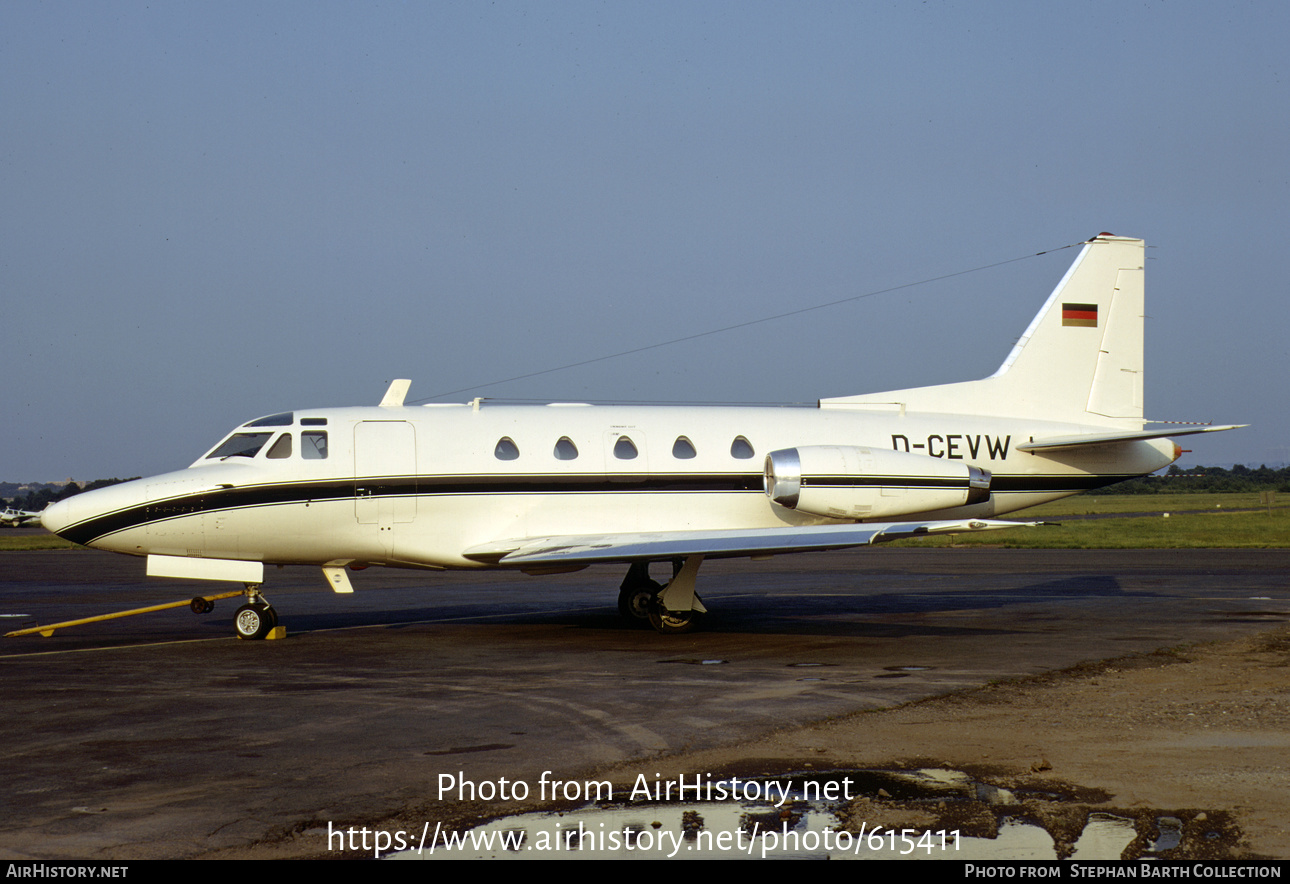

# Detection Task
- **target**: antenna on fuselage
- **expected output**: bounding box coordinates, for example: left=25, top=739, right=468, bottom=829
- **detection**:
left=379, top=378, right=412, bottom=407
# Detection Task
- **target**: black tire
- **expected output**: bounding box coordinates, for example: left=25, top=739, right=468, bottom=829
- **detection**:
left=234, top=603, right=273, bottom=640
left=190, top=597, right=214, bottom=614
left=618, top=580, right=660, bottom=622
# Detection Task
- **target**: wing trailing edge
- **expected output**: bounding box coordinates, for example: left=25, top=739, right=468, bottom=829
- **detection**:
left=464, top=518, right=1029, bottom=567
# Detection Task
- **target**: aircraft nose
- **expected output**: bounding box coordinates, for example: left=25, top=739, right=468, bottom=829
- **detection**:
left=40, top=497, right=76, bottom=537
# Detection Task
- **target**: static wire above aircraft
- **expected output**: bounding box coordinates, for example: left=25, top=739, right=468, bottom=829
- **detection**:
left=41, top=234, right=1242, bottom=637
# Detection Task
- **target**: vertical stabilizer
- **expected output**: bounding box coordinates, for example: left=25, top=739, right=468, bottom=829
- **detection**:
left=821, top=234, right=1145, bottom=428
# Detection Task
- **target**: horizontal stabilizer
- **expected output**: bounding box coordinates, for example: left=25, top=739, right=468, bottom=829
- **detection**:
left=464, top=519, right=1028, bottom=566
left=1017, top=424, right=1247, bottom=452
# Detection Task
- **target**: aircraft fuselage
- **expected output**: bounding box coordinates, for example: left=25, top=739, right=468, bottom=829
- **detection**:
left=43, top=401, right=1176, bottom=571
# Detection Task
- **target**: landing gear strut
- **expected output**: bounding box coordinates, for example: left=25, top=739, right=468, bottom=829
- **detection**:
left=618, top=557, right=708, bottom=635
left=233, top=583, right=278, bottom=641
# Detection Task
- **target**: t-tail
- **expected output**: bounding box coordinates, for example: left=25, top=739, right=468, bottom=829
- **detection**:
left=823, top=233, right=1146, bottom=428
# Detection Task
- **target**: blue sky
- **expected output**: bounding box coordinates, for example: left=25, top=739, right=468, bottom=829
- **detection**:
left=3, top=1, right=1285, bottom=480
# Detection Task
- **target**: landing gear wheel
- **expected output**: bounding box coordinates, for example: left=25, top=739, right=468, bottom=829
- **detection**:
left=618, top=580, right=661, bottom=621
left=646, top=601, right=699, bottom=635
left=190, top=597, right=215, bottom=614
left=234, top=603, right=275, bottom=640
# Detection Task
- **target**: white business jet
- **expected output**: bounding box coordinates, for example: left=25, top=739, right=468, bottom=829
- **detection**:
left=41, top=234, right=1240, bottom=638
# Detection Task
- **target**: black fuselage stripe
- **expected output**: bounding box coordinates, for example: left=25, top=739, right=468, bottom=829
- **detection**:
left=56, top=472, right=1135, bottom=546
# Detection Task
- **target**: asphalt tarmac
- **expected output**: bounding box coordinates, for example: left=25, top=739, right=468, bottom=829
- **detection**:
left=2, top=545, right=1287, bottom=859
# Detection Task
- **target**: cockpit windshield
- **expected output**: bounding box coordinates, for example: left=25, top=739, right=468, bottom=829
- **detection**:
left=245, top=412, right=293, bottom=427
left=200, top=414, right=329, bottom=462
left=206, top=432, right=274, bottom=459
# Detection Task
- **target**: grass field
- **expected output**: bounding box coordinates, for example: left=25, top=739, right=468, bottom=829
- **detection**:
left=2, top=493, right=1285, bottom=552
left=1011, top=492, right=1279, bottom=517
left=0, top=533, right=80, bottom=551
left=891, top=509, right=1290, bottom=549
left=891, top=492, right=1290, bottom=548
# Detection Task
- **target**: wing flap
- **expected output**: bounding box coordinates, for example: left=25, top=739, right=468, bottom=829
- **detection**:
left=464, top=519, right=1026, bottom=566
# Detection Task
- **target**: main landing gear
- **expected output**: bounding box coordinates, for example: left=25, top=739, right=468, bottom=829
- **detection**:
left=233, top=583, right=279, bottom=641
left=617, top=556, right=708, bottom=635
left=618, top=562, right=662, bottom=621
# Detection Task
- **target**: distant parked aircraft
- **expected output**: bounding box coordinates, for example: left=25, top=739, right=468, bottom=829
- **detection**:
left=1, top=506, right=45, bottom=527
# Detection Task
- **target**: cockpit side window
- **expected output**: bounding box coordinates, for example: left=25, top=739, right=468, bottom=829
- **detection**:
left=206, top=433, right=273, bottom=459
left=266, top=434, right=292, bottom=459
left=302, top=431, right=328, bottom=459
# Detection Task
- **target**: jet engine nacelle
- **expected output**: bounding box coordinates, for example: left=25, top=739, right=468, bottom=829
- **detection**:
left=764, top=445, right=991, bottom=520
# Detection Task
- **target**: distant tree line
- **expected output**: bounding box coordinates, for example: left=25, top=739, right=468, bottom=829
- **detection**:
left=3, top=478, right=136, bottom=512
left=1103, top=464, right=1290, bottom=494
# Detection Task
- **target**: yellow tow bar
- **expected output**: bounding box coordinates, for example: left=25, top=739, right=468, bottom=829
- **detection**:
left=5, top=590, right=247, bottom=637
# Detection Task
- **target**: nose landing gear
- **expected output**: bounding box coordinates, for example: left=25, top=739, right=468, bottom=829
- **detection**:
left=233, top=584, right=281, bottom=641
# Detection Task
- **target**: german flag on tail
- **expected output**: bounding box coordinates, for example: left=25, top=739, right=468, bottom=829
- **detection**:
left=1062, top=302, right=1097, bottom=327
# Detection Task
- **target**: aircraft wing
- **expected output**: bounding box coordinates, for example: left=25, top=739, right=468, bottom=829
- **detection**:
left=463, top=518, right=1028, bottom=567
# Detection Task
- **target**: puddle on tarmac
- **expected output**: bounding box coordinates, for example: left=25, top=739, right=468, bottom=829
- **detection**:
left=1069, top=813, right=1137, bottom=859
left=388, top=769, right=1228, bottom=860
left=1146, top=816, right=1183, bottom=853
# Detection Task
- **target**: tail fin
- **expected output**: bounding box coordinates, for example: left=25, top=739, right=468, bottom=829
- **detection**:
left=821, top=234, right=1145, bottom=428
